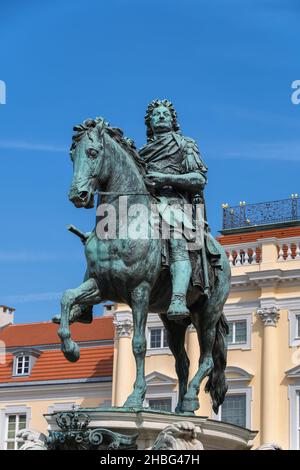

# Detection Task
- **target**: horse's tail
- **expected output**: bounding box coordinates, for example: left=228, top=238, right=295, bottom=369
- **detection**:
left=205, top=312, right=229, bottom=413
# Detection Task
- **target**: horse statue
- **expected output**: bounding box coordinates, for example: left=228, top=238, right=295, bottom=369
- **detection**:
left=53, top=117, right=231, bottom=414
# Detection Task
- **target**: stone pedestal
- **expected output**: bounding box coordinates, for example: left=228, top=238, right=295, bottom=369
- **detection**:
left=45, top=408, right=257, bottom=450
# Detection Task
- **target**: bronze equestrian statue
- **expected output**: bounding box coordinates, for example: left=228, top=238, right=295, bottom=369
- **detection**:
left=53, top=99, right=231, bottom=414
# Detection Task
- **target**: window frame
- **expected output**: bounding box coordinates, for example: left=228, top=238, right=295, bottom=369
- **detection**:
left=4, top=413, right=27, bottom=450
left=147, top=397, right=173, bottom=412
left=12, top=348, right=40, bottom=377
left=15, top=354, right=31, bottom=376
left=288, top=383, right=300, bottom=449
left=144, top=392, right=177, bottom=413
left=288, top=310, right=300, bottom=347
left=0, top=406, right=31, bottom=450
left=219, top=393, right=247, bottom=428
left=146, top=314, right=172, bottom=356
left=225, top=313, right=252, bottom=350
left=296, top=315, right=300, bottom=339
left=228, top=320, right=247, bottom=345
left=212, top=386, right=252, bottom=429
left=149, top=328, right=163, bottom=349
left=148, top=327, right=168, bottom=350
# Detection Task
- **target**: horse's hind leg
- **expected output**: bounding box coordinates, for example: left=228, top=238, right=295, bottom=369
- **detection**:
left=160, top=315, right=190, bottom=413
left=123, top=281, right=150, bottom=408
left=58, top=278, right=101, bottom=362
left=181, top=301, right=219, bottom=412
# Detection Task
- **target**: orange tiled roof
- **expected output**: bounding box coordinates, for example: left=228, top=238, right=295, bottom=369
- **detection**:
left=0, top=346, right=113, bottom=384
left=217, top=226, right=300, bottom=246
left=0, top=316, right=114, bottom=348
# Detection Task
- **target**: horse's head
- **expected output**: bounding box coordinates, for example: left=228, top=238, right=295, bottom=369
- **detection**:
left=69, top=118, right=107, bottom=208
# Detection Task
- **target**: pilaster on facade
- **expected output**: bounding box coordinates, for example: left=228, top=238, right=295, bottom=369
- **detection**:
left=257, top=306, right=280, bottom=326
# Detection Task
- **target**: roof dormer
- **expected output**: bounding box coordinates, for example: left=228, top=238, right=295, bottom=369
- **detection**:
left=12, top=348, right=41, bottom=377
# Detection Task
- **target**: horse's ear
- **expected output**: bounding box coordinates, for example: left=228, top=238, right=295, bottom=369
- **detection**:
left=73, top=124, right=84, bottom=132
left=96, top=119, right=105, bottom=137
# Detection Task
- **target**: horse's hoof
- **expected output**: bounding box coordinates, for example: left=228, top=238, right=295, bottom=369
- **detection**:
left=123, top=396, right=143, bottom=409
left=175, top=402, right=195, bottom=415
left=181, top=397, right=200, bottom=412
left=176, top=409, right=195, bottom=416
left=62, top=342, right=80, bottom=363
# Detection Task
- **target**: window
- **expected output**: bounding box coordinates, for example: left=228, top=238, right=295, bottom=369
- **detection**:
left=148, top=398, right=172, bottom=412
left=5, top=414, right=27, bottom=450
left=228, top=320, right=247, bottom=345
left=221, top=394, right=246, bottom=427
left=297, top=315, right=300, bottom=339
left=286, top=371, right=300, bottom=448
left=149, top=328, right=168, bottom=349
left=15, top=355, right=30, bottom=375
left=225, top=311, right=252, bottom=350
left=288, top=310, right=300, bottom=347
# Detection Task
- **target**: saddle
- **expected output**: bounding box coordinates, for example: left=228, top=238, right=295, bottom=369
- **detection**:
left=161, top=232, right=222, bottom=295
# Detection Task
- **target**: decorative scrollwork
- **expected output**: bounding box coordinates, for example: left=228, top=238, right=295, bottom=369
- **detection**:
left=55, top=410, right=90, bottom=432
left=222, top=197, right=300, bottom=231
left=46, top=410, right=138, bottom=450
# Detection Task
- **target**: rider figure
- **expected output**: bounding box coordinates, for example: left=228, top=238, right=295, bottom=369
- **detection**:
left=139, top=99, right=208, bottom=320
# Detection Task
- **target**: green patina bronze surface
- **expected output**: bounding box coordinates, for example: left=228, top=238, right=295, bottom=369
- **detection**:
left=46, top=410, right=138, bottom=450
left=53, top=99, right=231, bottom=415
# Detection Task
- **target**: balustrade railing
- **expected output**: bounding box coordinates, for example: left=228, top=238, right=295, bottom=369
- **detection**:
left=277, top=238, right=300, bottom=261
left=224, top=243, right=261, bottom=267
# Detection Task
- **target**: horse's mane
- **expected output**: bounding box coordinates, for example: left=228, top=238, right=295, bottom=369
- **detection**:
left=70, top=117, right=146, bottom=176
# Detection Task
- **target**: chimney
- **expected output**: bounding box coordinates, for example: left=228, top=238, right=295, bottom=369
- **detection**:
left=0, top=305, right=15, bottom=328
left=103, top=303, right=116, bottom=317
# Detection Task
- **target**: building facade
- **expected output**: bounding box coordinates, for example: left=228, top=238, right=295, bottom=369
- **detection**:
left=0, top=311, right=113, bottom=449
left=1, top=197, right=300, bottom=449
left=112, top=197, right=300, bottom=449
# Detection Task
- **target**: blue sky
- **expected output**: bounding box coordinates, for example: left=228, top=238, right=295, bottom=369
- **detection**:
left=0, top=0, right=299, bottom=323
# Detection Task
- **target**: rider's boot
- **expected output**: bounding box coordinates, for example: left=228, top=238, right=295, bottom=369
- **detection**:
left=167, top=258, right=192, bottom=321
left=167, top=293, right=190, bottom=320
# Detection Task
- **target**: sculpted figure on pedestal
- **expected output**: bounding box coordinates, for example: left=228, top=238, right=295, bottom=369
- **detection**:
left=53, top=100, right=231, bottom=415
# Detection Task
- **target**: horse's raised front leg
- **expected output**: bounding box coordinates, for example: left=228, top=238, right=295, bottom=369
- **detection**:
left=123, top=282, right=150, bottom=408
left=53, top=271, right=93, bottom=325
left=58, top=278, right=101, bottom=362
left=53, top=304, right=93, bottom=325
left=160, top=315, right=190, bottom=414
left=181, top=302, right=218, bottom=413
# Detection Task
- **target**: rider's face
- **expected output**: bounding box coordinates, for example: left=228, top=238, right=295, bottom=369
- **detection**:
left=150, top=105, right=173, bottom=134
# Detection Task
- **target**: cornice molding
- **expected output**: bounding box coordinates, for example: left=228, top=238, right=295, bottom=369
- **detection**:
left=286, top=364, right=300, bottom=379
left=226, top=366, right=254, bottom=383
left=224, top=301, right=259, bottom=315
left=145, top=371, right=177, bottom=386
left=230, top=268, right=300, bottom=291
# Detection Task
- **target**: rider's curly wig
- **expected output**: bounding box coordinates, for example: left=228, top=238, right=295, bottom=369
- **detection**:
left=145, top=99, right=180, bottom=141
